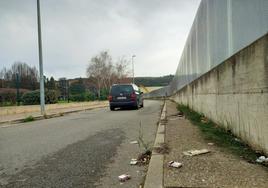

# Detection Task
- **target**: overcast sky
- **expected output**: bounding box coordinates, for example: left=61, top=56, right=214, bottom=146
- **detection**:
left=0, top=0, right=200, bottom=79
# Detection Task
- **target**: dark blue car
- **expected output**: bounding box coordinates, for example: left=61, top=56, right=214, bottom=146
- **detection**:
left=108, top=84, right=144, bottom=111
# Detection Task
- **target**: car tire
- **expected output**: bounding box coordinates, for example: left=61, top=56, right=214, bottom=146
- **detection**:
left=110, top=106, right=115, bottom=111
left=134, top=102, right=139, bottom=110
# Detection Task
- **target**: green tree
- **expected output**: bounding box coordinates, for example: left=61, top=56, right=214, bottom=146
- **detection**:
left=47, top=77, right=56, bottom=90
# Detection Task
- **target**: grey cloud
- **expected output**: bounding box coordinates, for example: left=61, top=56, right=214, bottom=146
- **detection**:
left=0, top=0, right=200, bottom=79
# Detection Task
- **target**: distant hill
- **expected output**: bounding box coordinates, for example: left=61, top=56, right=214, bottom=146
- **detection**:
left=134, top=75, right=174, bottom=87
left=64, top=75, right=174, bottom=88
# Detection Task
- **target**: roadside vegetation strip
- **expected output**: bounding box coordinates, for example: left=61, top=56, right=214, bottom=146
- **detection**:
left=0, top=101, right=108, bottom=116
left=0, top=103, right=108, bottom=126
left=176, top=104, right=265, bottom=165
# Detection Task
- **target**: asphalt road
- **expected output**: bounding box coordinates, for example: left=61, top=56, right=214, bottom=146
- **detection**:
left=0, top=100, right=162, bottom=188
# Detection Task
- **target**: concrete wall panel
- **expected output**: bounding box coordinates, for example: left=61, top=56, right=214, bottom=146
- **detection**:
left=170, top=34, right=268, bottom=153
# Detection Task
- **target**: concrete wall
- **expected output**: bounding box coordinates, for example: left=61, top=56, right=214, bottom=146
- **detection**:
left=168, top=0, right=268, bottom=94
left=170, top=33, right=268, bottom=154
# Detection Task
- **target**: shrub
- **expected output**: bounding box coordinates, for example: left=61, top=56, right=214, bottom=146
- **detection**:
left=85, top=92, right=96, bottom=101
left=45, top=90, right=59, bottom=104
left=0, top=90, right=16, bottom=105
left=21, top=90, right=39, bottom=105
left=69, top=94, right=86, bottom=102
left=69, top=92, right=96, bottom=102
left=0, top=88, right=29, bottom=106
left=99, top=88, right=109, bottom=100
left=21, top=89, right=59, bottom=105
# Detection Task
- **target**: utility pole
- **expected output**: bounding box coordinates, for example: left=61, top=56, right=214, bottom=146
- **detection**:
left=66, top=79, right=70, bottom=103
left=16, top=73, right=20, bottom=106
left=37, top=0, right=45, bottom=115
left=131, top=55, right=136, bottom=84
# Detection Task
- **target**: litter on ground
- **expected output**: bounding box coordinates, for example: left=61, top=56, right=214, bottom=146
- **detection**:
left=183, top=149, right=210, bottom=156
left=207, top=143, right=214, bottom=146
left=118, top=174, right=131, bottom=182
left=256, top=156, right=268, bottom=163
left=177, top=111, right=184, bottom=117
left=130, top=159, right=138, bottom=165
left=168, top=161, right=182, bottom=168
left=130, top=140, right=138, bottom=144
left=170, top=117, right=183, bottom=121
left=234, top=138, right=241, bottom=142
left=201, top=117, right=209, bottom=123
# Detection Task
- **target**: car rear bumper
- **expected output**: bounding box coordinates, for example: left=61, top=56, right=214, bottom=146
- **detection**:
left=109, top=101, right=136, bottom=108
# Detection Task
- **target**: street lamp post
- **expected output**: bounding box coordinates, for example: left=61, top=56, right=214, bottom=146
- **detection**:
left=16, top=73, right=20, bottom=106
left=131, top=55, right=136, bottom=84
left=37, top=0, right=45, bottom=115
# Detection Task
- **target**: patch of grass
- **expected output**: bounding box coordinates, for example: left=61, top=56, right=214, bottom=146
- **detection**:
left=43, top=114, right=49, bottom=119
left=177, top=104, right=259, bottom=163
left=0, top=102, right=17, bottom=107
left=57, top=100, right=71, bottom=104
left=23, top=115, right=35, bottom=122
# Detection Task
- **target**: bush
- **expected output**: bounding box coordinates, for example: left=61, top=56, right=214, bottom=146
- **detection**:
left=0, top=88, right=29, bottom=106
left=69, top=92, right=96, bottom=102
left=21, top=90, right=39, bottom=105
left=45, top=90, right=59, bottom=104
left=0, top=90, right=16, bottom=105
left=21, top=89, right=59, bottom=105
left=69, top=94, right=85, bottom=102
left=85, top=92, right=96, bottom=101
left=99, top=89, right=109, bottom=100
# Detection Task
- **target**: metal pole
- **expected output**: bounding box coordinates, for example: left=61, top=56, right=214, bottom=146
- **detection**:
left=37, top=0, right=45, bottom=115
left=16, top=73, right=20, bottom=106
left=132, top=55, right=136, bottom=84
left=67, top=80, right=70, bottom=103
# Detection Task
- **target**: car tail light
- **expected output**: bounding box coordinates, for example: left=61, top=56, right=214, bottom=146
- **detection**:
left=130, top=93, right=136, bottom=101
left=108, top=95, right=113, bottom=102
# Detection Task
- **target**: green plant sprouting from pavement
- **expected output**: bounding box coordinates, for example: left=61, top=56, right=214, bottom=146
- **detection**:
left=44, top=113, right=48, bottom=119
left=23, top=115, right=35, bottom=122
left=138, top=121, right=152, bottom=152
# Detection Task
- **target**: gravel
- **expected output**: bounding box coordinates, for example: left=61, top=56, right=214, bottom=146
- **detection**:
left=164, top=101, right=268, bottom=188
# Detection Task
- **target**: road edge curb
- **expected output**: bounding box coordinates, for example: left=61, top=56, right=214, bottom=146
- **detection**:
left=144, top=100, right=166, bottom=188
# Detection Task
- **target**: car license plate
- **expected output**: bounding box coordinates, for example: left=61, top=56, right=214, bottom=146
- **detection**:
left=117, top=97, right=126, bottom=100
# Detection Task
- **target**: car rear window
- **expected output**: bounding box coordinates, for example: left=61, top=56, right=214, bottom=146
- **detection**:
left=110, top=85, right=133, bottom=95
